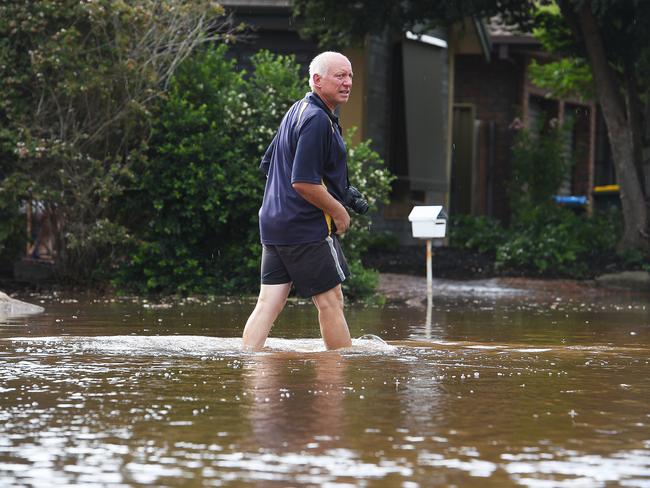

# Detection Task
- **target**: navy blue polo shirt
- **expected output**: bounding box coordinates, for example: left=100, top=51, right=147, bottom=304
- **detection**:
left=258, top=92, right=348, bottom=245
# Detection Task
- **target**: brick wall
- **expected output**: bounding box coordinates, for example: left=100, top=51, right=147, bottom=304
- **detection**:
left=454, top=54, right=525, bottom=222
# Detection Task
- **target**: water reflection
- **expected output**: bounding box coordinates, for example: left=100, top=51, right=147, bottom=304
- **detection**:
left=243, top=352, right=347, bottom=455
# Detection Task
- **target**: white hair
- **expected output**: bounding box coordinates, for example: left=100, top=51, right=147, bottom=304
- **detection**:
left=308, top=51, right=347, bottom=90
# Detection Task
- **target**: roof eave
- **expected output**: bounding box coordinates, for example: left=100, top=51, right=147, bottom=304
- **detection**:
left=473, top=18, right=492, bottom=62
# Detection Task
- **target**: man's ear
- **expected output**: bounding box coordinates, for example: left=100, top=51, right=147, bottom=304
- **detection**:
left=312, top=73, right=322, bottom=89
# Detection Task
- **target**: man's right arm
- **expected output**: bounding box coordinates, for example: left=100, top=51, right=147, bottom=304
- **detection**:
left=291, top=113, right=350, bottom=233
left=292, top=182, right=350, bottom=234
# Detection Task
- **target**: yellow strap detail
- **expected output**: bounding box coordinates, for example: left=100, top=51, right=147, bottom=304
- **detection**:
left=321, top=179, right=333, bottom=235
left=324, top=212, right=333, bottom=235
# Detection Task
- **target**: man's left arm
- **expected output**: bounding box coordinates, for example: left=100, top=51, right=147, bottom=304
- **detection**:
left=259, top=133, right=277, bottom=176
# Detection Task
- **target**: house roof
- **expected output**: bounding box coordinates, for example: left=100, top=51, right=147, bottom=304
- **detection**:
left=452, top=18, right=492, bottom=61
left=487, top=15, right=539, bottom=45
left=473, top=18, right=492, bottom=61
left=220, top=0, right=290, bottom=8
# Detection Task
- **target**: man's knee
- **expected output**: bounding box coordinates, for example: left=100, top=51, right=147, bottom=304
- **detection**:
left=256, top=284, right=290, bottom=314
left=313, top=286, right=344, bottom=312
left=257, top=294, right=285, bottom=315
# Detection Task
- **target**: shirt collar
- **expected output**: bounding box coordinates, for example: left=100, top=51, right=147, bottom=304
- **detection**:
left=306, top=92, right=341, bottom=130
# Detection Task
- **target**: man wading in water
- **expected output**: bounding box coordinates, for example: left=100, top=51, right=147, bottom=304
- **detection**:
left=242, top=51, right=366, bottom=351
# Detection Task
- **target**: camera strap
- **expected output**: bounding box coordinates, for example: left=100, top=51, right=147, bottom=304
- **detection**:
left=307, top=93, right=353, bottom=190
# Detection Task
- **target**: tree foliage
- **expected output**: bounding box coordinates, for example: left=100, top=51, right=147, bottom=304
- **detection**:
left=528, top=58, right=595, bottom=101
left=556, top=0, right=650, bottom=251
left=0, top=0, right=233, bottom=281
left=293, top=0, right=539, bottom=48
left=526, top=1, right=650, bottom=251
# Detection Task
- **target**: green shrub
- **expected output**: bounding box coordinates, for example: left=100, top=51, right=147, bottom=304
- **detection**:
left=617, top=248, right=650, bottom=270
left=509, top=118, right=574, bottom=210
left=115, top=46, right=394, bottom=298
left=448, top=214, right=507, bottom=254
left=365, top=231, right=400, bottom=253
left=478, top=114, right=617, bottom=278
left=0, top=131, right=25, bottom=269
left=340, top=129, right=395, bottom=299
left=495, top=203, right=618, bottom=277
left=449, top=203, right=620, bottom=277
left=0, top=0, right=229, bottom=283
left=343, top=260, right=380, bottom=302
left=0, top=196, right=23, bottom=270
left=114, top=46, right=303, bottom=294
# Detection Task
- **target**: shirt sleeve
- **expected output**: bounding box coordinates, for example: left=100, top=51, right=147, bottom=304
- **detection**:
left=291, top=113, right=331, bottom=184
left=259, top=133, right=277, bottom=176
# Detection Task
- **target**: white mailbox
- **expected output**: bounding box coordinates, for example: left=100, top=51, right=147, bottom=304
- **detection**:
left=408, top=206, right=447, bottom=239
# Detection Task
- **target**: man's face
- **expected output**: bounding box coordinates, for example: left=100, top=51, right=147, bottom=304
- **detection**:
left=314, top=55, right=353, bottom=111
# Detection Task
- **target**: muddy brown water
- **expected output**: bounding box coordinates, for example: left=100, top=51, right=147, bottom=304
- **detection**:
left=0, top=289, right=649, bottom=487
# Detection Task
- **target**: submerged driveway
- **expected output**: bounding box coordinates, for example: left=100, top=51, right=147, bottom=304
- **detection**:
left=378, top=272, right=649, bottom=305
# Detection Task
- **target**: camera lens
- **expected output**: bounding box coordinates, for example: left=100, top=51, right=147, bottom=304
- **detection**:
left=345, top=185, right=369, bottom=214
left=354, top=197, right=369, bottom=214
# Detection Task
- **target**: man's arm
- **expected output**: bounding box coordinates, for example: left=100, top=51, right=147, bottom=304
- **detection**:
left=292, top=182, right=350, bottom=234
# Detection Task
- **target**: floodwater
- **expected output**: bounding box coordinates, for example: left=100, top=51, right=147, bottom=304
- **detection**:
left=1, top=287, right=649, bottom=487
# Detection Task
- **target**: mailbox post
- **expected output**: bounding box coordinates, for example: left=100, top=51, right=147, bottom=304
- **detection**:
left=408, top=206, right=447, bottom=294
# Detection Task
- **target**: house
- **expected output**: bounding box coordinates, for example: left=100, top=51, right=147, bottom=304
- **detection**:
left=220, top=1, right=614, bottom=242
left=452, top=16, right=616, bottom=221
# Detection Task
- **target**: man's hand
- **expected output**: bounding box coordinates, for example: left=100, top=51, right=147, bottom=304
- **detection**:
left=331, top=206, right=350, bottom=235
left=292, top=182, right=350, bottom=235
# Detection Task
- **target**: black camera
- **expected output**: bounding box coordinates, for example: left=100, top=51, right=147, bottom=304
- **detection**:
left=344, top=185, right=369, bottom=215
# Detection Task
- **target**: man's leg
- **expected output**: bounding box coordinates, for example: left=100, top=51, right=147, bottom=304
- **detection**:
left=242, top=283, right=291, bottom=351
left=312, top=284, right=352, bottom=350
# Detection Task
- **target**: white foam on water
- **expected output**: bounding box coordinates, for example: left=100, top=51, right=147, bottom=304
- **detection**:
left=11, top=336, right=641, bottom=359
left=512, top=348, right=553, bottom=353
left=418, top=452, right=497, bottom=477
left=9, top=335, right=242, bottom=357
left=6, top=334, right=396, bottom=357
left=503, top=449, right=650, bottom=487
left=212, top=449, right=412, bottom=479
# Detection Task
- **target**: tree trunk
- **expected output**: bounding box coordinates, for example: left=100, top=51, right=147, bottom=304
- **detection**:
left=644, top=88, right=650, bottom=216
left=569, top=1, right=649, bottom=251
left=623, top=58, right=645, bottom=191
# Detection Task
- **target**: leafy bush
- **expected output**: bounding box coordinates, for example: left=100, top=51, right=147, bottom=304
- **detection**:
left=495, top=204, right=618, bottom=277
left=343, top=260, right=380, bottom=302
left=0, top=195, right=23, bottom=271
left=0, top=0, right=230, bottom=281
left=448, top=214, right=508, bottom=255
left=509, top=117, right=573, bottom=211
left=452, top=114, right=616, bottom=278
left=341, top=129, right=394, bottom=299
left=116, top=46, right=394, bottom=298
left=114, top=46, right=302, bottom=294
left=365, top=231, right=400, bottom=253
left=449, top=204, right=620, bottom=277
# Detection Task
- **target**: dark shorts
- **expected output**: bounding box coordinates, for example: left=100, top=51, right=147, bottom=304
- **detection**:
left=261, top=236, right=350, bottom=298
